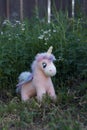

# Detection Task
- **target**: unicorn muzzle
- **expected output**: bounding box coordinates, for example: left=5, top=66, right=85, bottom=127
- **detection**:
left=45, top=63, right=56, bottom=77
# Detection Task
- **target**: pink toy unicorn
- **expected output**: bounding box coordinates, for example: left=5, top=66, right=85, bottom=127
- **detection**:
left=16, top=46, right=57, bottom=102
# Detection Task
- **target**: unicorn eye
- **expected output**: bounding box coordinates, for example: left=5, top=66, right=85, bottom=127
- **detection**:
left=42, top=62, right=47, bottom=68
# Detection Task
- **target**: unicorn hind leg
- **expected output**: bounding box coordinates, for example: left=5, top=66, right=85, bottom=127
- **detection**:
left=21, top=83, right=36, bottom=101
left=21, top=92, right=29, bottom=101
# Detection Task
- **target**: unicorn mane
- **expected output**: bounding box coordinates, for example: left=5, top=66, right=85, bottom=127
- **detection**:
left=31, top=52, right=56, bottom=72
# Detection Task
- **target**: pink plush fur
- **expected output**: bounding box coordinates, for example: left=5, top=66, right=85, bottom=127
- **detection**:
left=16, top=47, right=57, bottom=102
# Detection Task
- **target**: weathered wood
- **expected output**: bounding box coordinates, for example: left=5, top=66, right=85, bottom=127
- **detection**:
left=38, top=0, right=47, bottom=18
left=0, top=0, right=6, bottom=18
left=6, top=0, right=10, bottom=19
left=81, top=0, right=87, bottom=15
left=0, top=0, right=86, bottom=20
left=67, top=0, right=72, bottom=17
left=51, top=0, right=72, bottom=17
left=9, top=0, right=20, bottom=20
left=23, top=0, right=36, bottom=19
left=75, top=0, right=87, bottom=17
left=20, top=0, right=23, bottom=21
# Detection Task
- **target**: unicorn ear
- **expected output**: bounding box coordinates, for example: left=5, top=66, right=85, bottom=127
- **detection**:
left=35, top=53, right=40, bottom=59
left=35, top=53, right=42, bottom=61
left=36, top=53, right=40, bottom=57
left=47, top=46, right=53, bottom=55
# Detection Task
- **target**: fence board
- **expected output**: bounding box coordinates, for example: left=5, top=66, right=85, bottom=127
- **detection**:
left=53, top=0, right=67, bottom=10
left=84, top=1, right=87, bottom=15
left=9, top=0, right=20, bottom=20
left=38, top=0, right=47, bottom=18
left=81, top=0, right=87, bottom=15
left=52, top=0, right=72, bottom=17
left=0, top=0, right=6, bottom=18
left=0, top=0, right=87, bottom=21
left=75, top=0, right=87, bottom=17
left=67, top=0, right=72, bottom=17
left=23, top=0, right=36, bottom=19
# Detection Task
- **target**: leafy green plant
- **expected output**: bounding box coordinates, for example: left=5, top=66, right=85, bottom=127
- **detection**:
left=0, top=13, right=87, bottom=92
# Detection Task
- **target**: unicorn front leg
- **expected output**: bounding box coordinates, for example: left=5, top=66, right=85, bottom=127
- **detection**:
left=47, top=85, right=57, bottom=101
left=36, top=87, right=46, bottom=102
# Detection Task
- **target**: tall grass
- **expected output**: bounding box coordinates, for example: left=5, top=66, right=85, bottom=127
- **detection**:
left=0, top=13, right=87, bottom=91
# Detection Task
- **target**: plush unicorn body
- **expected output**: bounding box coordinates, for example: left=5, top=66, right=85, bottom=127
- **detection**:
left=16, top=46, right=57, bottom=102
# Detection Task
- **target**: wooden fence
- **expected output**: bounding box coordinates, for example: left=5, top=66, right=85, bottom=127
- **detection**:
left=0, top=0, right=87, bottom=22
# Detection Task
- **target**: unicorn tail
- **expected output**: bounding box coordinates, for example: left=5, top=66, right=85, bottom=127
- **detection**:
left=16, top=71, right=33, bottom=93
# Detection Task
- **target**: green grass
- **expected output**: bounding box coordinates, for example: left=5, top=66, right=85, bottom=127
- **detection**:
left=0, top=86, right=87, bottom=130
left=0, top=12, right=87, bottom=129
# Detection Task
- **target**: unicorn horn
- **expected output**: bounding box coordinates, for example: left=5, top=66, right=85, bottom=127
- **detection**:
left=47, top=46, right=53, bottom=54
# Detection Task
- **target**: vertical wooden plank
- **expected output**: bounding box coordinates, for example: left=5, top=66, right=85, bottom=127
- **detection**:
left=0, top=0, right=6, bottom=18
left=38, top=0, right=47, bottom=19
left=51, top=0, right=72, bottom=17
left=20, top=0, right=23, bottom=21
left=74, top=0, right=82, bottom=17
left=9, top=0, right=20, bottom=20
left=35, top=0, right=39, bottom=17
left=81, top=0, right=87, bottom=16
left=67, top=0, right=72, bottom=17
left=52, top=0, right=61, bottom=11
left=48, top=0, right=51, bottom=23
left=23, top=0, right=36, bottom=19
left=6, top=0, right=10, bottom=19
left=74, top=0, right=87, bottom=17
left=72, top=0, right=75, bottom=17
left=62, top=0, right=68, bottom=11
left=53, top=0, right=68, bottom=11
